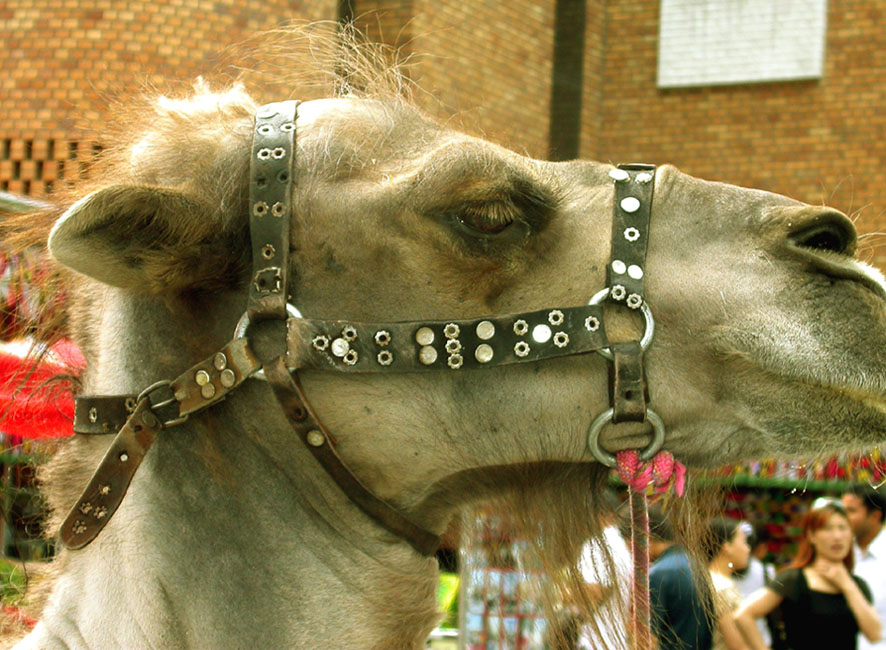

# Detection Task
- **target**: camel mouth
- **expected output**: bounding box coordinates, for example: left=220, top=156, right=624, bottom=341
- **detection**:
left=787, top=242, right=886, bottom=302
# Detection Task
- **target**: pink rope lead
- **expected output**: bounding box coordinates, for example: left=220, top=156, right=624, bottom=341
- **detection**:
left=616, top=450, right=687, bottom=650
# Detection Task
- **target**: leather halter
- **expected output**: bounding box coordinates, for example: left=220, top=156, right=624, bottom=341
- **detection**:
left=61, top=101, right=661, bottom=556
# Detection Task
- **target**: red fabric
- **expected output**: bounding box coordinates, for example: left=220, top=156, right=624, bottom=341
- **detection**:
left=0, top=340, right=82, bottom=439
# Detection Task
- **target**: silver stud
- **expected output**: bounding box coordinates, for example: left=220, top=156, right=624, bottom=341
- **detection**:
left=620, top=197, right=640, bottom=213
left=627, top=265, right=644, bottom=280
left=419, top=346, right=438, bottom=365
left=119, top=452, right=129, bottom=462
left=271, top=202, right=286, bottom=217
left=447, top=353, right=464, bottom=369
left=195, top=370, right=211, bottom=386
left=415, top=327, right=435, bottom=346
left=476, top=320, right=495, bottom=340
left=445, top=339, right=462, bottom=354
left=474, top=344, right=494, bottom=363
left=611, top=285, right=627, bottom=301
left=257, top=148, right=272, bottom=160
left=609, top=168, right=630, bottom=182
left=125, top=397, right=136, bottom=412
left=253, top=201, right=268, bottom=217
left=342, top=325, right=358, bottom=341
left=331, top=338, right=350, bottom=357
left=213, top=353, right=228, bottom=371
left=343, top=349, right=359, bottom=366
left=88, top=407, right=98, bottom=423
left=585, top=316, right=600, bottom=332
left=93, top=506, right=107, bottom=520
left=627, top=294, right=643, bottom=310
left=553, top=332, right=569, bottom=348
left=374, top=330, right=391, bottom=346
left=532, top=324, right=552, bottom=343
left=312, top=335, right=330, bottom=351
left=141, top=411, right=158, bottom=428
left=72, top=521, right=87, bottom=535
left=280, top=122, right=295, bottom=132
left=306, top=430, right=325, bottom=447
left=548, top=310, right=564, bottom=326
left=271, top=147, right=286, bottom=159
left=514, top=341, right=530, bottom=357
left=377, top=350, right=393, bottom=366
left=201, top=383, right=217, bottom=400
left=612, top=260, right=626, bottom=275
left=636, top=172, right=653, bottom=184
left=444, top=323, right=461, bottom=339
left=257, top=124, right=273, bottom=135
left=99, top=484, right=111, bottom=496
left=624, top=227, right=640, bottom=242
left=220, top=369, right=236, bottom=388
left=79, top=502, right=92, bottom=515
left=513, top=319, right=529, bottom=336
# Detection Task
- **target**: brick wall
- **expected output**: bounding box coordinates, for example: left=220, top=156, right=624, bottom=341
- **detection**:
left=0, top=0, right=337, bottom=197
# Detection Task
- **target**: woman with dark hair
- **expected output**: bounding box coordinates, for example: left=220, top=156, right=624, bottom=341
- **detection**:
left=706, top=518, right=752, bottom=650
left=734, top=498, right=881, bottom=650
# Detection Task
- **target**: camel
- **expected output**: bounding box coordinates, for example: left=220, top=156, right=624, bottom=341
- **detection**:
left=7, top=30, right=886, bottom=650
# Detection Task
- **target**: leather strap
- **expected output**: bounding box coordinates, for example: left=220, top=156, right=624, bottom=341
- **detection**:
left=247, top=101, right=298, bottom=322
left=608, top=163, right=655, bottom=309
left=263, top=356, right=440, bottom=556
left=74, top=395, right=137, bottom=434
left=609, top=341, right=648, bottom=423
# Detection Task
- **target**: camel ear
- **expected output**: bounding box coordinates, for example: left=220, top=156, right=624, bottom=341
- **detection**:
left=49, top=185, right=236, bottom=292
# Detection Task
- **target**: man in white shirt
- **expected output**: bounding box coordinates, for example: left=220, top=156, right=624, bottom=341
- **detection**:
left=733, top=523, right=776, bottom=647
left=843, top=485, right=886, bottom=650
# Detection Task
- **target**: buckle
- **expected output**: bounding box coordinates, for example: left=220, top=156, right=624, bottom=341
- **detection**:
left=136, top=380, right=188, bottom=428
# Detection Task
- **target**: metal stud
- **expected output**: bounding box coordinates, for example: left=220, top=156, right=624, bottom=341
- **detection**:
left=261, top=245, right=275, bottom=260
left=253, top=201, right=269, bottom=217
left=94, top=506, right=107, bottom=520
left=99, top=484, right=111, bottom=495
left=548, top=310, right=565, bottom=326
left=513, top=319, right=529, bottom=336
left=271, top=147, right=286, bottom=159
left=331, top=338, right=350, bottom=357
left=280, top=122, right=295, bottom=132
left=584, top=316, right=600, bottom=332
left=195, top=370, right=211, bottom=386
left=374, top=330, right=392, bottom=346
left=620, top=197, right=640, bottom=213
left=553, top=332, right=570, bottom=348
left=532, top=324, right=552, bottom=343
left=444, top=323, right=460, bottom=339
left=612, top=260, right=626, bottom=275
left=201, top=383, right=217, bottom=400
left=474, top=344, right=494, bottom=363
left=514, top=341, right=530, bottom=357
left=419, top=346, right=438, bottom=365
left=257, top=148, right=272, bottom=160
left=624, top=227, right=640, bottom=242
left=343, top=350, right=359, bottom=366
left=377, top=350, right=394, bottom=366
left=141, top=411, right=158, bottom=428
left=119, top=452, right=129, bottom=462
left=257, top=124, right=273, bottom=135
left=271, top=202, right=286, bottom=217
left=611, top=285, right=627, bottom=301
left=88, top=407, right=98, bottom=423
left=447, top=353, right=464, bottom=369
left=72, top=521, right=87, bottom=535
left=609, top=168, right=630, bottom=182
left=445, top=339, right=462, bottom=354
left=627, top=265, right=644, bottom=280
left=312, top=335, right=330, bottom=351
left=220, top=369, right=236, bottom=388
left=476, top=320, right=495, bottom=340
left=627, top=294, right=643, bottom=310
left=415, top=327, right=435, bottom=346
left=306, top=430, right=325, bottom=447
left=79, top=502, right=92, bottom=515
left=636, top=172, right=653, bottom=184
left=342, top=325, right=358, bottom=342
left=125, top=397, right=136, bottom=412
left=214, top=353, right=228, bottom=371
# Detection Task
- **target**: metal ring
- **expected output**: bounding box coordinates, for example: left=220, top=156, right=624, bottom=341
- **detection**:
left=586, top=407, right=666, bottom=468
left=233, top=303, right=303, bottom=381
left=588, top=287, right=654, bottom=360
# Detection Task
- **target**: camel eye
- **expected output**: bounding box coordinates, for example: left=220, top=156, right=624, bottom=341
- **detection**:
left=455, top=203, right=515, bottom=235
left=792, top=222, right=854, bottom=256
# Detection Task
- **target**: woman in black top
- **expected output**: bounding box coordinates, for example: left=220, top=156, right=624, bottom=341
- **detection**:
left=734, top=498, right=881, bottom=649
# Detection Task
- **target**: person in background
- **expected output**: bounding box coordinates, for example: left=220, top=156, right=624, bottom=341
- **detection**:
left=732, top=523, right=777, bottom=647
left=734, top=498, right=881, bottom=650
left=648, top=504, right=714, bottom=650
left=706, top=518, right=751, bottom=650
left=843, top=484, right=886, bottom=650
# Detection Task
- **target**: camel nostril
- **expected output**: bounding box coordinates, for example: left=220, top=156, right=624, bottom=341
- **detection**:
left=791, top=220, right=855, bottom=256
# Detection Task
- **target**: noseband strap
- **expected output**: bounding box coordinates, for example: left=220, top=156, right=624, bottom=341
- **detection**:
left=61, top=102, right=665, bottom=556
